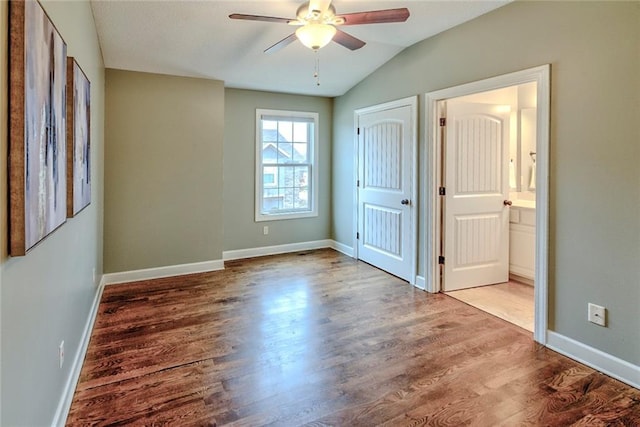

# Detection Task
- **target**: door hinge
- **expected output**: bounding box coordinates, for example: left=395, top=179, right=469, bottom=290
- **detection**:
left=439, top=187, right=446, bottom=196
left=439, top=118, right=446, bottom=126
left=438, top=256, right=445, bottom=265
left=357, top=127, right=360, bottom=135
left=356, top=232, right=360, bottom=240
left=357, top=180, right=360, bottom=187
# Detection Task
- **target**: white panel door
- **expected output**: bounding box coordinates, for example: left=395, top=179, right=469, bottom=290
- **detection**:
left=443, top=101, right=510, bottom=291
left=357, top=103, right=415, bottom=282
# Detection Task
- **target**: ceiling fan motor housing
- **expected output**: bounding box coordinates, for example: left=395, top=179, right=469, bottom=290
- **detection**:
left=296, top=3, right=336, bottom=24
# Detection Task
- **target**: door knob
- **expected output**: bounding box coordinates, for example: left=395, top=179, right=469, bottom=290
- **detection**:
left=503, top=200, right=513, bottom=206
left=401, top=199, right=410, bottom=205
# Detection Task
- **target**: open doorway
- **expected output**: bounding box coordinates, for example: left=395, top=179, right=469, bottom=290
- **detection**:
left=441, top=83, right=537, bottom=332
left=425, top=65, right=550, bottom=344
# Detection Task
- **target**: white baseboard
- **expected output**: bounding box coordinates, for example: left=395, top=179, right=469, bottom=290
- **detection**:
left=105, top=242, right=346, bottom=283
left=414, top=275, right=426, bottom=290
left=103, top=259, right=224, bottom=285
left=330, top=240, right=354, bottom=257
left=52, top=276, right=105, bottom=427
left=546, top=331, right=640, bottom=390
left=223, top=239, right=333, bottom=261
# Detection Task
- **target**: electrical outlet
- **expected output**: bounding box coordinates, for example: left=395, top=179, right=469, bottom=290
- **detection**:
left=263, top=226, right=269, bottom=235
left=588, top=303, right=606, bottom=327
left=59, top=341, right=65, bottom=369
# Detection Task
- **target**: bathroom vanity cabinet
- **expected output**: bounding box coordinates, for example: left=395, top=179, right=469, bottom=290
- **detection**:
left=509, top=204, right=535, bottom=281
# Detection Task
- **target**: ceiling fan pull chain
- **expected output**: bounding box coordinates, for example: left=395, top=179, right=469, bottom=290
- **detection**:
left=314, top=50, right=320, bottom=86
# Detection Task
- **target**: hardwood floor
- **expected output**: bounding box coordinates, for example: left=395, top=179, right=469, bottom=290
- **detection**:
left=446, top=281, right=535, bottom=332
left=67, top=249, right=640, bottom=426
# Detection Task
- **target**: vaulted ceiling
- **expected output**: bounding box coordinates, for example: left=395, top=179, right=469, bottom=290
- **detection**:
left=90, top=1, right=510, bottom=97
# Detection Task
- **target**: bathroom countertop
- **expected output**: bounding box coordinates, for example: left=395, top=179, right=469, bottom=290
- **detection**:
left=512, top=199, right=536, bottom=209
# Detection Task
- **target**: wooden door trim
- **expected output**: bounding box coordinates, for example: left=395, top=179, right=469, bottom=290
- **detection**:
left=353, top=96, right=418, bottom=285
left=424, top=65, right=550, bottom=344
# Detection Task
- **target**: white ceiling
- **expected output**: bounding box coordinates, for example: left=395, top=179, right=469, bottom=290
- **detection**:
left=90, top=0, right=511, bottom=97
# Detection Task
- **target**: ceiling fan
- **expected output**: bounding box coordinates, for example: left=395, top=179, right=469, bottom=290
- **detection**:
left=229, top=0, right=410, bottom=53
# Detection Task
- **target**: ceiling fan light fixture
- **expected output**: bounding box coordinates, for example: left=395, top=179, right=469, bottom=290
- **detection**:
left=295, top=23, right=336, bottom=50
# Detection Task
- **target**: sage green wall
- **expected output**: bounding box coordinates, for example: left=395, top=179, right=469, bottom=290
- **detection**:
left=0, top=0, right=105, bottom=424
left=104, top=70, right=224, bottom=273
left=333, top=1, right=640, bottom=365
left=224, top=89, right=332, bottom=251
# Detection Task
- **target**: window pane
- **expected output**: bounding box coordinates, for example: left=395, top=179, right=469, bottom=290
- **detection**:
left=283, top=187, right=294, bottom=210
left=263, top=120, right=278, bottom=142
left=277, top=142, right=293, bottom=164
left=294, top=188, right=309, bottom=209
left=263, top=143, right=277, bottom=162
left=277, top=165, right=293, bottom=188
left=292, top=143, right=308, bottom=163
left=293, top=122, right=309, bottom=143
left=262, top=197, right=276, bottom=213
left=294, top=166, right=309, bottom=209
left=277, top=121, right=293, bottom=143
left=263, top=166, right=277, bottom=186
left=295, top=166, right=309, bottom=189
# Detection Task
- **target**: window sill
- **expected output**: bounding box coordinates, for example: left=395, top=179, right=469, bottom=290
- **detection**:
left=255, top=211, right=318, bottom=222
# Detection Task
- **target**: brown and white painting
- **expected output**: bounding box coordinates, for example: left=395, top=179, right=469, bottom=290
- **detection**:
left=67, top=58, right=91, bottom=217
left=9, top=0, right=67, bottom=256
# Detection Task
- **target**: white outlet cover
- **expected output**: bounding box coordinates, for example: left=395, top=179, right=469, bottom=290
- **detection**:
left=588, top=303, right=606, bottom=327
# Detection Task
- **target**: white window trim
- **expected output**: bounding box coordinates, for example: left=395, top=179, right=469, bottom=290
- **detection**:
left=255, top=109, right=319, bottom=222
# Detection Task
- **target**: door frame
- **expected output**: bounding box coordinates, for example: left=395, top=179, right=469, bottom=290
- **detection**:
left=353, top=96, right=418, bottom=285
left=424, top=65, right=550, bottom=344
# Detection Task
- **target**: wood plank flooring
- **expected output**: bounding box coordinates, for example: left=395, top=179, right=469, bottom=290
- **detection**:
left=67, top=249, right=640, bottom=426
left=446, top=281, right=535, bottom=332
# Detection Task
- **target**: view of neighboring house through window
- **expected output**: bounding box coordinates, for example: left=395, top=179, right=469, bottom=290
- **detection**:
left=255, top=109, right=319, bottom=221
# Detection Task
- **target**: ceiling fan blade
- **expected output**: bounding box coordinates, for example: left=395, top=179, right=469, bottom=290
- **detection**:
left=333, top=29, right=366, bottom=51
left=264, top=33, right=298, bottom=54
left=229, top=13, right=294, bottom=24
left=337, top=8, right=410, bottom=26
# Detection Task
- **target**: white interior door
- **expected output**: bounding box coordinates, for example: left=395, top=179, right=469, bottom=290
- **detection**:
left=357, top=100, right=415, bottom=283
left=443, top=100, right=510, bottom=291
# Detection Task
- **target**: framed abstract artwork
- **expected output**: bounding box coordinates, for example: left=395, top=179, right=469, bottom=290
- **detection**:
left=66, top=57, right=91, bottom=217
left=9, top=0, right=68, bottom=256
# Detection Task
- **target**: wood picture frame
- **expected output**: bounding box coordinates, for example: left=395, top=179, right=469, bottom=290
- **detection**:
left=66, top=57, right=91, bottom=217
left=9, top=0, right=68, bottom=256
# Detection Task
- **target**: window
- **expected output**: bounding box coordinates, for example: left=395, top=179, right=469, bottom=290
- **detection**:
left=255, top=109, right=319, bottom=221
